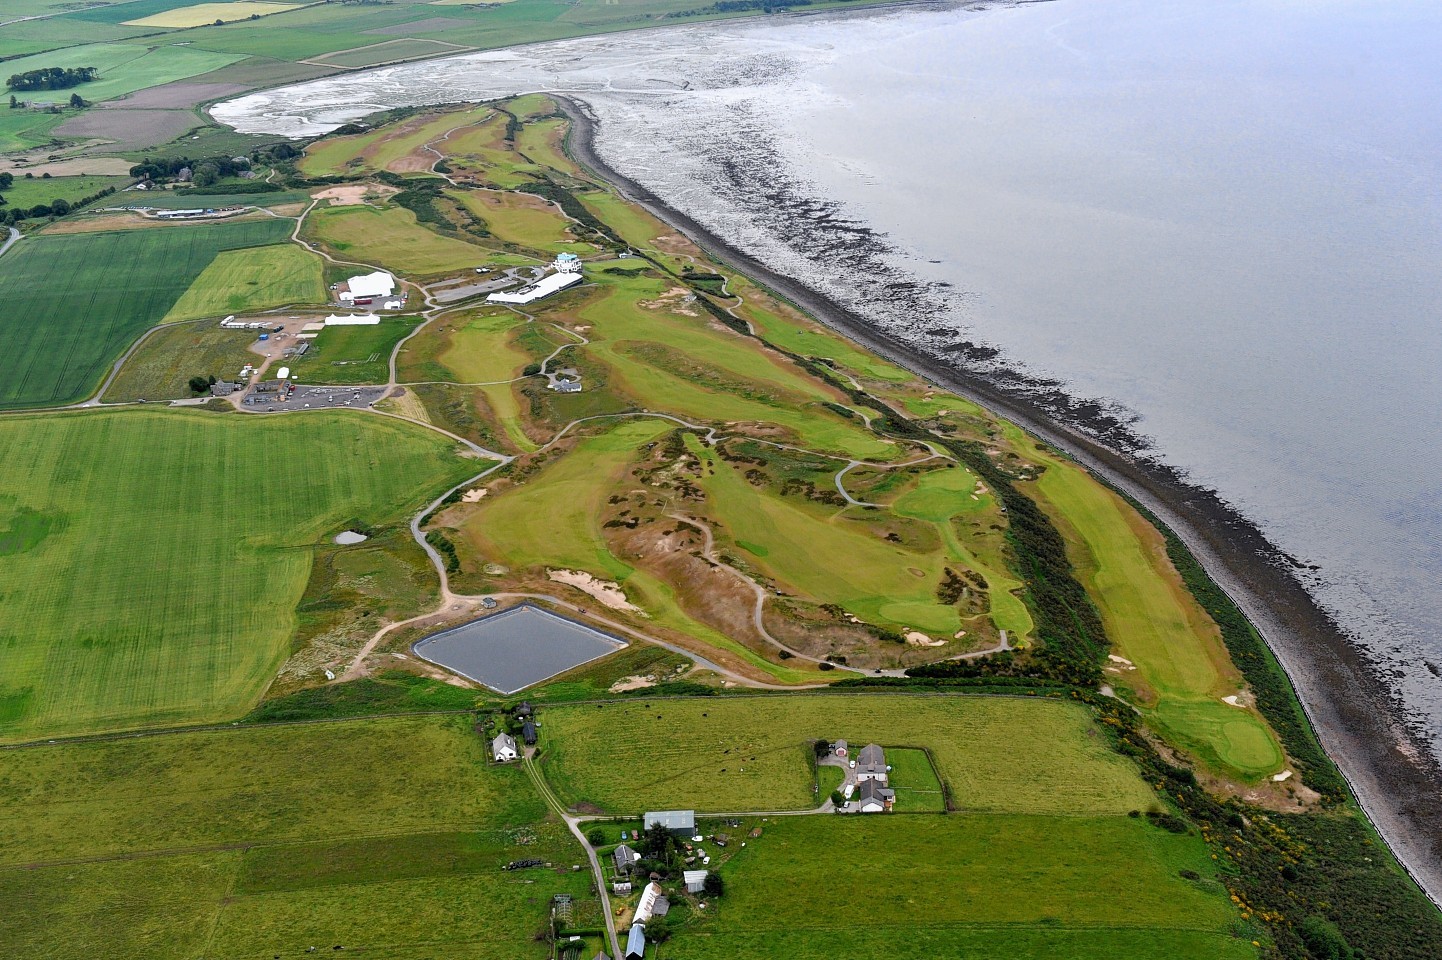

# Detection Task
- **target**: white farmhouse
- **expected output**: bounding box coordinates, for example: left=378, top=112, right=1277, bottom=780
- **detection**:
left=492, top=732, right=518, bottom=762
left=855, top=743, right=888, bottom=783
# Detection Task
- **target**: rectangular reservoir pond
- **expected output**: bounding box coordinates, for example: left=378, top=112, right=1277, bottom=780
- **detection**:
left=413, top=603, right=627, bottom=694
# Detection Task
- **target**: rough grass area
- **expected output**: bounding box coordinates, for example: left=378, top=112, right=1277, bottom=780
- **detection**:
left=0, top=409, right=472, bottom=741
left=538, top=694, right=1158, bottom=815
left=674, top=814, right=1256, bottom=960
left=162, top=242, right=326, bottom=321
left=289, top=316, right=420, bottom=384
left=101, top=323, right=257, bottom=402
left=0, top=218, right=293, bottom=409
left=1023, top=432, right=1284, bottom=779
left=0, top=715, right=591, bottom=960
left=304, top=201, right=490, bottom=275
left=450, top=188, right=578, bottom=252
left=299, top=107, right=491, bottom=177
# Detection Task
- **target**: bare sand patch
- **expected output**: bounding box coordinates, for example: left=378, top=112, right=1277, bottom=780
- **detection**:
left=609, top=675, right=657, bottom=693
left=314, top=183, right=397, bottom=206
left=548, top=569, right=639, bottom=612
left=461, top=488, right=488, bottom=503
left=906, top=630, right=945, bottom=647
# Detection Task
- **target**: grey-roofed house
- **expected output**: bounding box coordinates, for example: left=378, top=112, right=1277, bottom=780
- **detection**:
left=210, top=380, right=237, bottom=397
left=858, top=778, right=895, bottom=813
left=625, top=922, right=646, bottom=960
left=521, top=718, right=538, bottom=746
left=613, top=843, right=639, bottom=876
left=593, top=953, right=612, bottom=960
left=492, top=732, right=518, bottom=762
left=855, top=743, right=888, bottom=783
left=643, top=810, right=695, bottom=837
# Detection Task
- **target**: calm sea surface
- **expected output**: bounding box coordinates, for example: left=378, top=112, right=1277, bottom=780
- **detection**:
left=216, top=0, right=1442, bottom=750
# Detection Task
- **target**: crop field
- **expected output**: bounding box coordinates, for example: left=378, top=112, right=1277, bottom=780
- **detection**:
left=0, top=715, right=591, bottom=960
left=673, top=814, right=1255, bottom=960
left=1022, top=432, right=1284, bottom=778
left=0, top=218, right=293, bottom=409
left=0, top=42, right=243, bottom=104
left=290, top=317, right=421, bottom=384
left=162, top=242, right=326, bottom=321
left=539, top=694, right=1158, bottom=815
left=0, top=409, right=474, bottom=741
left=304, top=202, right=491, bottom=275
left=124, top=1, right=304, bottom=27
left=101, top=323, right=257, bottom=401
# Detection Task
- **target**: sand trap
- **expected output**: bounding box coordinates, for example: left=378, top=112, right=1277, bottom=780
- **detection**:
left=1107, top=654, right=1136, bottom=669
left=1272, top=770, right=1293, bottom=782
left=549, top=569, right=639, bottom=612
left=906, top=631, right=945, bottom=647
left=334, top=530, right=368, bottom=545
left=461, top=488, right=488, bottom=503
left=610, top=675, right=657, bottom=693
left=1223, top=695, right=1245, bottom=708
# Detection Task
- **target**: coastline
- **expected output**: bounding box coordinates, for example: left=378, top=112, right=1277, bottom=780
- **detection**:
left=553, top=93, right=1442, bottom=903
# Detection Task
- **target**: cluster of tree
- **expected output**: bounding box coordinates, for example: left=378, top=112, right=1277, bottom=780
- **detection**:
left=187, top=375, right=218, bottom=394
left=2, top=185, right=116, bottom=226
left=250, top=141, right=301, bottom=165
left=7, top=92, right=85, bottom=111
left=5, top=66, right=98, bottom=92
left=129, top=155, right=250, bottom=185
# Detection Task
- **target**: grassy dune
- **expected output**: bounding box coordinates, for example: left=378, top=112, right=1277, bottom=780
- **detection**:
left=0, top=716, right=588, bottom=960
left=0, top=409, right=472, bottom=741
left=540, top=694, right=1158, bottom=815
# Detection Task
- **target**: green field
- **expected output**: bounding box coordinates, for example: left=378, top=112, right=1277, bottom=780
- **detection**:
left=884, top=747, right=946, bottom=812
left=1024, top=437, right=1284, bottom=779
left=0, top=218, right=293, bottom=409
left=539, top=694, right=1158, bottom=815
left=0, top=715, right=591, bottom=960
left=673, top=814, right=1255, bottom=960
left=0, top=174, right=129, bottom=211
left=163, top=242, right=326, bottom=321
left=451, top=188, right=580, bottom=252
left=305, top=201, right=492, bottom=274
left=290, top=317, right=420, bottom=384
left=100, top=322, right=258, bottom=401
left=0, top=42, right=243, bottom=104
left=299, top=107, right=491, bottom=177
left=0, top=409, right=474, bottom=741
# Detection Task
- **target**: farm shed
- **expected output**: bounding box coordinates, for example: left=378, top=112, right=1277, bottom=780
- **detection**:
left=492, top=732, right=518, bottom=762
left=625, top=923, right=645, bottom=960
left=644, top=810, right=695, bottom=837
left=522, top=718, right=538, bottom=745
left=634, top=881, right=665, bottom=923
left=833, top=739, right=848, bottom=758
left=683, top=869, right=708, bottom=893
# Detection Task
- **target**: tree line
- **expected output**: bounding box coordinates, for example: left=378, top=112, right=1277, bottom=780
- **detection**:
left=6, top=67, right=98, bottom=92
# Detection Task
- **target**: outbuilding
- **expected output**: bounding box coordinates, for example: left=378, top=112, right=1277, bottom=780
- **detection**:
left=683, top=869, right=708, bottom=894
left=643, top=810, right=695, bottom=837
left=521, top=718, right=538, bottom=746
left=340, top=271, right=395, bottom=302
left=624, top=923, right=646, bottom=960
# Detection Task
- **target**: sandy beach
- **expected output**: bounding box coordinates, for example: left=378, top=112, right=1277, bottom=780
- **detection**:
left=552, top=93, right=1442, bottom=903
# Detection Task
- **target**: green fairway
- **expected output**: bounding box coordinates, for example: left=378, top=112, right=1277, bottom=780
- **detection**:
left=672, top=814, right=1255, bottom=960
left=0, top=219, right=293, bottom=409
left=539, top=694, right=1158, bottom=815
left=426, top=310, right=544, bottom=384
left=162, top=242, right=326, bottom=321
left=0, top=409, right=474, bottom=741
left=304, top=201, right=492, bottom=275
left=1025, top=439, right=1284, bottom=779
left=299, top=107, right=490, bottom=177
left=450, top=188, right=581, bottom=253
left=458, top=418, right=670, bottom=579
left=0, top=715, right=591, bottom=960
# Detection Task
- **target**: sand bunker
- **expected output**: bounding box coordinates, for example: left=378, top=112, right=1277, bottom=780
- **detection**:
left=906, top=631, right=945, bottom=647
left=461, top=488, right=488, bottom=502
left=334, top=530, right=368, bottom=545
left=549, top=569, right=640, bottom=612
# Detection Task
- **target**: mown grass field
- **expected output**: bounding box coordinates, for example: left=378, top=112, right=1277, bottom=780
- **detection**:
left=0, top=174, right=129, bottom=210
left=674, top=814, right=1256, bottom=960
left=101, top=323, right=257, bottom=401
left=0, top=218, right=293, bottom=409
left=0, top=715, right=590, bottom=960
left=539, top=694, right=1157, bottom=815
left=0, top=409, right=473, bottom=741
left=290, top=317, right=420, bottom=384
left=304, top=201, right=490, bottom=274
left=1021, top=431, right=1284, bottom=779
left=162, top=242, right=326, bottom=321
left=0, top=42, right=243, bottom=103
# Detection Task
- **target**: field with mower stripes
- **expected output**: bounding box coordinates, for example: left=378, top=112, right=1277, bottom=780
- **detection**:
left=0, top=409, right=474, bottom=741
left=0, top=219, right=294, bottom=409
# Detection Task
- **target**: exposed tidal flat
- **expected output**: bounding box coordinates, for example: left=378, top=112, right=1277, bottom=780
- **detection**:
left=213, top=0, right=1442, bottom=897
